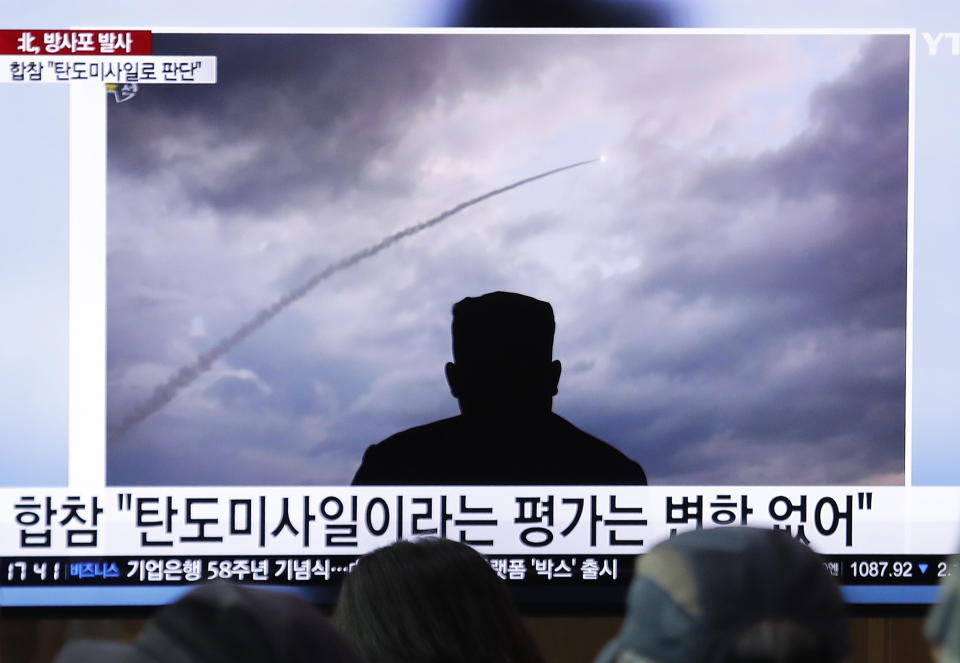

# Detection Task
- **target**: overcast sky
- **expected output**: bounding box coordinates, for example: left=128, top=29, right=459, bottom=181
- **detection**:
left=105, top=32, right=908, bottom=486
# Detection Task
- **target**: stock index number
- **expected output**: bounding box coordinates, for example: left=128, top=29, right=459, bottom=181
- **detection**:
left=848, top=561, right=913, bottom=578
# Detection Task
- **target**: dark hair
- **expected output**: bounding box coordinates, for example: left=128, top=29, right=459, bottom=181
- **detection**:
left=452, top=0, right=672, bottom=28
left=451, top=291, right=555, bottom=366
left=334, top=538, right=545, bottom=663
left=54, top=582, right=360, bottom=663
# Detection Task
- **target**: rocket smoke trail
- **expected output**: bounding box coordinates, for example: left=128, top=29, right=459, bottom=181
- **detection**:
left=108, top=158, right=598, bottom=441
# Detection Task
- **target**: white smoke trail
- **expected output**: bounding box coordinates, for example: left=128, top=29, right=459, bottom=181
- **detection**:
left=109, top=159, right=598, bottom=441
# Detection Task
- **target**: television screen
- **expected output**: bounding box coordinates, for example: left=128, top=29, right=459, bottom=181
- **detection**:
left=0, top=24, right=956, bottom=609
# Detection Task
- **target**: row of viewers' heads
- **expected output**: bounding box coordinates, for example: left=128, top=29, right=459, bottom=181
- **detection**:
left=54, top=528, right=960, bottom=663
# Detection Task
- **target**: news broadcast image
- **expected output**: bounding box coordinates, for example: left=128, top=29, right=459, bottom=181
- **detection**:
left=6, top=1, right=960, bottom=610
left=100, top=33, right=909, bottom=487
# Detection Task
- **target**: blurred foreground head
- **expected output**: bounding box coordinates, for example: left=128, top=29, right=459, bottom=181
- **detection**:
left=596, top=527, right=851, bottom=663
left=927, top=557, right=960, bottom=663
left=453, top=0, right=673, bottom=27
left=54, top=582, right=358, bottom=663
left=335, top=537, right=544, bottom=663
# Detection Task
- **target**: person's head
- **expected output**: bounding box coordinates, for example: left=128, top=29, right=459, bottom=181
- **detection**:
left=452, top=0, right=672, bottom=28
left=335, top=537, right=544, bottom=663
left=595, top=527, right=851, bottom=663
left=445, top=291, right=561, bottom=418
left=54, top=582, right=359, bottom=663
left=926, top=556, right=960, bottom=663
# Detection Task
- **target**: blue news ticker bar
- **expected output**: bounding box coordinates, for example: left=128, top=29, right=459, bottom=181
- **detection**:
left=0, top=583, right=338, bottom=607
left=0, top=584, right=944, bottom=607
left=841, top=585, right=940, bottom=604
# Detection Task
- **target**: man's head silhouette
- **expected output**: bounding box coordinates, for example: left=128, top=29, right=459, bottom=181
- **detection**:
left=444, top=291, right=562, bottom=418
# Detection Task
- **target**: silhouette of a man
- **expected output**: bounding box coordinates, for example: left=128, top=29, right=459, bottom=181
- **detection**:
left=352, top=291, right=646, bottom=485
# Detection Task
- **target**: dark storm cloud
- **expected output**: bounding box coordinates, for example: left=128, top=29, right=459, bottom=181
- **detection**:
left=593, top=35, right=908, bottom=483
left=689, top=37, right=908, bottom=214
left=108, top=34, right=562, bottom=215
left=109, top=35, right=440, bottom=213
left=685, top=35, right=908, bottom=337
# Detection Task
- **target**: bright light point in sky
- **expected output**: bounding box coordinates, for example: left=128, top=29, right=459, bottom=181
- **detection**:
left=599, top=154, right=608, bottom=163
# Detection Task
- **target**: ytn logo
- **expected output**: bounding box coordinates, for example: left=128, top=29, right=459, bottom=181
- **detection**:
left=922, top=33, right=960, bottom=56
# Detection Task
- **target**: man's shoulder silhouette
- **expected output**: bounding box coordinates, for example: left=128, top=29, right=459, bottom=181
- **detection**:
left=351, top=413, right=647, bottom=485
left=350, top=291, right=648, bottom=486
